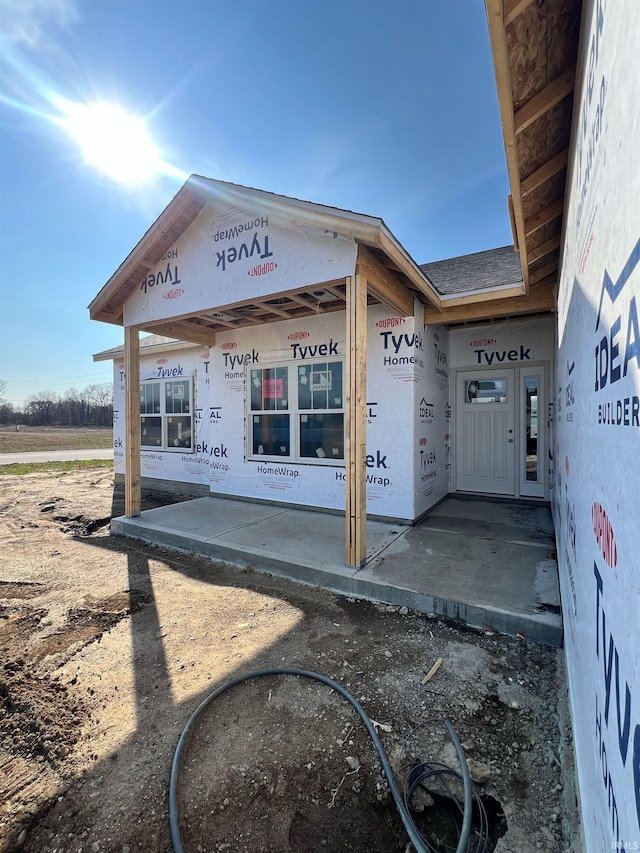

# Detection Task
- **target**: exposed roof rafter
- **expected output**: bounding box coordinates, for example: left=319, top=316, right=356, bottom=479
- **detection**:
left=503, top=0, right=536, bottom=26
left=514, top=67, right=576, bottom=135
left=524, top=201, right=565, bottom=237
left=484, top=0, right=581, bottom=309
left=521, top=149, right=569, bottom=198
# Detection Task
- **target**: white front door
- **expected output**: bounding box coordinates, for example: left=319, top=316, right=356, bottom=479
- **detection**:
left=456, top=369, right=515, bottom=495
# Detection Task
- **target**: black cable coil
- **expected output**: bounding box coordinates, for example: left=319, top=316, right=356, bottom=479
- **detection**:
left=169, top=667, right=482, bottom=853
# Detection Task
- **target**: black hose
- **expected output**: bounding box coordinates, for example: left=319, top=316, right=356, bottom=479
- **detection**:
left=169, top=667, right=472, bottom=853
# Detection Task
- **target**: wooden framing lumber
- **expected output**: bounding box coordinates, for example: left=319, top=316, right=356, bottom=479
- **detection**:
left=484, top=0, right=530, bottom=291
left=524, top=200, right=564, bottom=237
left=527, top=236, right=561, bottom=264
left=286, top=293, right=325, bottom=310
left=377, top=232, right=442, bottom=309
left=503, top=0, right=536, bottom=26
left=124, top=326, right=141, bottom=517
left=514, top=67, right=576, bottom=135
left=142, top=320, right=216, bottom=346
left=89, top=190, right=205, bottom=323
left=507, top=195, right=519, bottom=251
left=438, top=283, right=525, bottom=309
left=521, top=149, right=569, bottom=197
left=253, top=300, right=291, bottom=318
left=344, top=261, right=367, bottom=568
left=424, top=281, right=556, bottom=325
left=324, top=285, right=347, bottom=300
left=530, top=261, right=558, bottom=286
left=358, top=246, right=414, bottom=317
left=215, top=309, right=261, bottom=325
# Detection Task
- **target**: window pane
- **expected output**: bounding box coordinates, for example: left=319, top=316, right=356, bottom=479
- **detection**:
left=253, top=368, right=289, bottom=412
left=299, top=362, right=343, bottom=412
left=263, top=368, right=276, bottom=411
left=250, top=370, right=262, bottom=411
left=140, top=382, right=161, bottom=414
left=167, top=416, right=192, bottom=449
left=328, top=362, right=343, bottom=409
left=141, top=416, right=162, bottom=447
left=166, top=380, right=190, bottom=414
left=310, top=362, right=329, bottom=410
left=465, top=378, right=507, bottom=403
left=525, top=376, right=539, bottom=481
left=252, top=414, right=290, bottom=456
left=299, top=413, right=344, bottom=459
left=298, top=365, right=311, bottom=409
left=276, top=367, right=288, bottom=409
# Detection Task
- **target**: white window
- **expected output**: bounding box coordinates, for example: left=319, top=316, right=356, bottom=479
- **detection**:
left=249, top=360, right=344, bottom=463
left=140, top=378, right=193, bottom=451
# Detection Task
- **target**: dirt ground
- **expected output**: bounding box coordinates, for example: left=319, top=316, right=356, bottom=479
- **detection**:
left=0, top=469, right=580, bottom=853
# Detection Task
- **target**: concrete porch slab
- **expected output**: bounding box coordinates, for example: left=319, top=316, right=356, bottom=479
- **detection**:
left=111, top=495, right=563, bottom=646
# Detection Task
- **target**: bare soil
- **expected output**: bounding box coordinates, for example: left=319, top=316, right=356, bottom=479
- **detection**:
left=0, top=470, right=578, bottom=853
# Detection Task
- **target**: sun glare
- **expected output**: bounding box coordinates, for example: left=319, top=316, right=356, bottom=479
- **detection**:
left=57, top=100, right=163, bottom=184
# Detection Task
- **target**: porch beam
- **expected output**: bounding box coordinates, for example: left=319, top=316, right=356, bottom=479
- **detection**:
left=438, top=283, right=525, bottom=309
left=124, top=326, right=141, bottom=517
left=344, top=260, right=367, bottom=568
left=359, top=246, right=414, bottom=317
left=424, top=281, right=556, bottom=325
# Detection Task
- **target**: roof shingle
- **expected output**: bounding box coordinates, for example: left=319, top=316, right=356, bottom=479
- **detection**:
left=419, top=245, right=523, bottom=296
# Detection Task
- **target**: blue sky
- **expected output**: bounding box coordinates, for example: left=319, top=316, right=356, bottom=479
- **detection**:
left=0, top=0, right=511, bottom=408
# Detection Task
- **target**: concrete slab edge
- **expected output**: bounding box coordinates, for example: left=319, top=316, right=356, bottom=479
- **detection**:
left=111, top=519, right=563, bottom=647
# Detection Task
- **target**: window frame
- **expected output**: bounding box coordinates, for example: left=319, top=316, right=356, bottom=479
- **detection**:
left=140, top=376, right=194, bottom=453
left=247, top=359, right=345, bottom=466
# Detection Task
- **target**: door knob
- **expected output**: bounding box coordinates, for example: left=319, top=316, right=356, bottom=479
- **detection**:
left=508, top=438, right=514, bottom=443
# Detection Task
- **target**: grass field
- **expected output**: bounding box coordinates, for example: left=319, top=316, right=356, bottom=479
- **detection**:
left=0, top=427, right=113, bottom=454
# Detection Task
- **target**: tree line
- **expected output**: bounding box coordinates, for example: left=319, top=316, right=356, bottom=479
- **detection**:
left=0, top=381, right=113, bottom=428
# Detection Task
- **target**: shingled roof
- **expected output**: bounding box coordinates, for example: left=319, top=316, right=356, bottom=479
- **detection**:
left=93, top=334, right=197, bottom=362
left=419, top=245, right=523, bottom=297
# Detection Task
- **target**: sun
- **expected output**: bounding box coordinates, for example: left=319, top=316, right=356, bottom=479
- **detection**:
left=57, top=100, right=163, bottom=185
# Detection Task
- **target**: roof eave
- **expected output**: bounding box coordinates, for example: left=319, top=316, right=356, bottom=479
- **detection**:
left=88, top=179, right=204, bottom=324
left=93, top=337, right=198, bottom=362
left=89, top=175, right=443, bottom=328
left=438, top=281, right=526, bottom=308
left=484, top=0, right=529, bottom=290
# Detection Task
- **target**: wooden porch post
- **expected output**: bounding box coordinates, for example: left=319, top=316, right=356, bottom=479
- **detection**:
left=124, top=325, right=141, bottom=517
left=345, top=257, right=367, bottom=567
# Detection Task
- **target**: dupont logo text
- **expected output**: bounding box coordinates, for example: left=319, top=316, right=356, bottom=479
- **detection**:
left=592, top=501, right=617, bottom=567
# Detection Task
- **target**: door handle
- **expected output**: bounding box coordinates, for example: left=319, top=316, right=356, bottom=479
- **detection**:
left=508, top=438, right=514, bottom=443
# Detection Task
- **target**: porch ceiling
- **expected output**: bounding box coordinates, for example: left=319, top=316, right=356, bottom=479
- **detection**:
left=138, top=280, right=383, bottom=347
